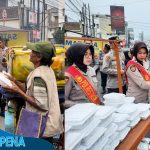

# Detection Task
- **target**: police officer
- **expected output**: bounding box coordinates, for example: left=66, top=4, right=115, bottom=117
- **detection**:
left=65, top=43, right=101, bottom=108
left=126, top=41, right=150, bottom=103
left=100, top=44, right=110, bottom=94
left=102, top=36, right=126, bottom=94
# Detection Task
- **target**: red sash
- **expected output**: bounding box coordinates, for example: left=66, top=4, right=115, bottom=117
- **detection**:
left=66, top=66, right=101, bottom=105
left=127, top=60, right=150, bottom=81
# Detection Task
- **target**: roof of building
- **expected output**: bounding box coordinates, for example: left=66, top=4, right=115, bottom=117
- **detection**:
left=65, top=22, right=80, bottom=31
left=0, top=25, right=26, bottom=32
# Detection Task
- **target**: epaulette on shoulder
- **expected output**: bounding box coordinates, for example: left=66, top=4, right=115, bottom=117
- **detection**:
left=105, top=55, right=111, bottom=60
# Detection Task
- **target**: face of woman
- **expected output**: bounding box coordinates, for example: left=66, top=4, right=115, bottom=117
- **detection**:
left=83, top=49, right=92, bottom=65
left=137, top=48, right=147, bottom=61
left=30, top=50, right=41, bottom=64
left=128, top=51, right=133, bottom=59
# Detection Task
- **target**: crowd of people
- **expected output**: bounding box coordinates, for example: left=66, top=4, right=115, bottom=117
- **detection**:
left=1, top=35, right=150, bottom=146
left=65, top=36, right=150, bottom=108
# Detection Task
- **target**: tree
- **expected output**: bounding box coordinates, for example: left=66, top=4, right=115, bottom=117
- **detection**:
left=53, top=27, right=65, bottom=44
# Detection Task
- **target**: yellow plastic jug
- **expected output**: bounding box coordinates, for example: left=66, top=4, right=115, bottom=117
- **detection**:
left=8, top=47, right=65, bottom=85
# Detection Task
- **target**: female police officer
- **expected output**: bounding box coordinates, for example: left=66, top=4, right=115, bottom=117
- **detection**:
left=65, top=43, right=101, bottom=108
left=126, top=41, right=150, bottom=103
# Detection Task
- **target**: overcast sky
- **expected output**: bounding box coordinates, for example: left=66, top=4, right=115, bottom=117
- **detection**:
left=65, top=0, right=150, bottom=40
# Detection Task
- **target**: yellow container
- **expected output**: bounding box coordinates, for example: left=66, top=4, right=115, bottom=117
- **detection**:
left=8, top=47, right=65, bottom=85
left=9, top=50, right=34, bottom=82
left=51, top=54, right=65, bottom=81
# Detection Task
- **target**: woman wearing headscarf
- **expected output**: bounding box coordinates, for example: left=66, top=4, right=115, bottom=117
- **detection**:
left=124, top=48, right=134, bottom=66
left=65, top=43, right=101, bottom=108
left=126, top=41, right=150, bottom=103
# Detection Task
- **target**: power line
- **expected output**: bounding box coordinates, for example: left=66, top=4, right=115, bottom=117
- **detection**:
left=9, top=0, right=18, bottom=6
left=65, top=2, right=80, bottom=16
left=76, top=0, right=83, bottom=6
left=65, top=9, right=80, bottom=14
left=68, top=0, right=81, bottom=12
left=67, top=16, right=79, bottom=22
left=83, top=0, right=150, bottom=10
left=53, top=0, right=64, bottom=7
left=40, top=0, right=63, bottom=9
left=46, top=0, right=64, bottom=8
left=73, top=0, right=82, bottom=7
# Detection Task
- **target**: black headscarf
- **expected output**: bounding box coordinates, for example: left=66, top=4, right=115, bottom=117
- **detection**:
left=124, top=51, right=131, bottom=66
left=133, top=42, right=148, bottom=66
left=66, top=42, right=94, bottom=73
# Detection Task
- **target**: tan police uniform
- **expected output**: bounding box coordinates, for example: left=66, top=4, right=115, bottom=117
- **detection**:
left=102, top=49, right=125, bottom=90
left=65, top=65, right=100, bottom=108
left=126, top=61, right=150, bottom=103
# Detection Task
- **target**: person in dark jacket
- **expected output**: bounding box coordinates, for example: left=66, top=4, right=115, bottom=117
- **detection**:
left=124, top=48, right=134, bottom=66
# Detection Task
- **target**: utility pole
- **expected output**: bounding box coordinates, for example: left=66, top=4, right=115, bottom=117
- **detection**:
left=41, top=1, right=44, bottom=41
left=19, top=0, right=24, bottom=29
left=88, top=3, right=91, bottom=36
left=82, top=4, right=85, bottom=36
left=84, top=4, right=88, bottom=36
left=125, top=21, right=128, bottom=47
left=92, top=14, right=95, bottom=37
left=22, top=0, right=24, bottom=29
left=141, top=32, right=144, bottom=41
left=33, top=0, right=35, bottom=11
left=30, top=0, right=32, bottom=9
left=80, top=11, right=83, bottom=34
left=37, top=0, right=40, bottom=30
left=41, top=0, right=46, bottom=41
left=43, top=0, right=45, bottom=40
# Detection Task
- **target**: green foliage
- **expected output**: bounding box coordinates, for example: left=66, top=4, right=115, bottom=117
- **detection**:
left=53, top=27, right=65, bottom=44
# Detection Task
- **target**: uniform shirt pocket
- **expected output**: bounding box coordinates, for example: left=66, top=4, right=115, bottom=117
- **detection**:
left=111, top=60, right=117, bottom=69
left=92, top=76, right=98, bottom=87
left=92, top=76, right=98, bottom=82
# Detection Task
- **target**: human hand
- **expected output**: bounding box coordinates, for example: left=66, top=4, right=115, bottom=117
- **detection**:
left=2, top=62, right=7, bottom=67
left=2, top=81, right=21, bottom=93
left=9, top=48, right=15, bottom=54
left=2, top=71, right=15, bottom=82
left=121, top=70, right=125, bottom=75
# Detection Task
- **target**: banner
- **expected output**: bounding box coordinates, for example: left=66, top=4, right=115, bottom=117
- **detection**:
left=110, top=6, right=125, bottom=35
left=65, top=36, right=108, bottom=54
left=0, top=31, right=28, bottom=47
left=0, top=6, right=19, bottom=20
left=29, top=11, right=37, bottom=25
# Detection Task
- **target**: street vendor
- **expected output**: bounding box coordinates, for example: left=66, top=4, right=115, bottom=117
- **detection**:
left=126, top=41, right=150, bottom=103
left=65, top=42, right=101, bottom=108
left=2, top=42, right=63, bottom=141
